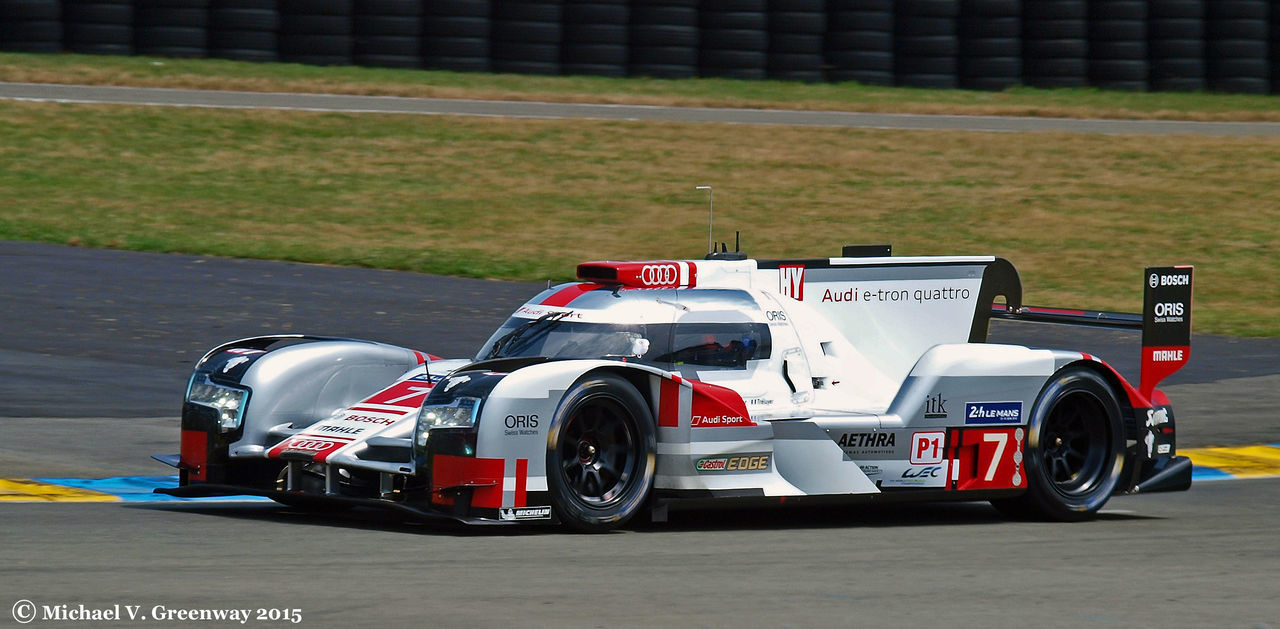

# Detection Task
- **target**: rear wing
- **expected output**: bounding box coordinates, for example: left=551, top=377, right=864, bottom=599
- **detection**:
left=992, top=266, right=1193, bottom=399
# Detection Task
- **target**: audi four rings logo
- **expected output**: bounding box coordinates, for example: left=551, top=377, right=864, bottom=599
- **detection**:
left=1149, top=273, right=1159, bottom=289
left=640, top=264, right=680, bottom=286
left=286, top=439, right=337, bottom=451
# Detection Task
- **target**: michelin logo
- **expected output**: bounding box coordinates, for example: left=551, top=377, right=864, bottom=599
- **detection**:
left=499, top=506, right=552, bottom=521
left=965, top=402, right=1023, bottom=425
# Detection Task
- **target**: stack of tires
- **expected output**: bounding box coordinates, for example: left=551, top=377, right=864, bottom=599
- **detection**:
left=824, top=0, right=893, bottom=85
left=353, top=0, right=423, bottom=68
left=697, top=0, right=767, bottom=80
left=1273, top=2, right=1280, bottom=94
left=208, top=0, right=278, bottom=63
left=958, top=0, right=1021, bottom=91
left=134, top=0, right=209, bottom=58
left=491, top=1, right=563, bottom=75
left=63, top=0, right=133, bottom=55
left=628, top=0, right=698, bottom=78
left=894, top=0, right=959, bottom=88
left=1205, top=0, right=1270, bottom=94
left=1087, top=0, right=1146, bottom=90
left=562, top=0, right=629, bottom=77
left=767, top=0, right=826, bottom=82
left=278, top=0, right=352, bottom=66
left=422, top=0, right=490, bottom=73
left=1147, top=0, right=1204, bottom=92
left=1022, top=0, right=1087, bottom=88
left=0, top=0, right=62, bottom=52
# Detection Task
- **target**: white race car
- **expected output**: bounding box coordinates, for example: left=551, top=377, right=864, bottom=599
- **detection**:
left=157, top=245, right=1194, bottom=530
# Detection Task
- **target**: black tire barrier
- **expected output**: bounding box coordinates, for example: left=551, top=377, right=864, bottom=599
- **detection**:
left=1087, top=0, right=1147, bottom=91
left=63, top=0, right=133, bottom=55
left=1022, top=0, right=1087, bottom=88
left=1148, top=0, right=1204, bottom=92
left=768, top=0, right=826, bottom=82
left=423, top=0, right=491, bottom=73
left=629, top=0, right=698, bottom=79
left=1273, top=1, right=1280, bottom=94
left=278, top=0, right=350, bottom=66
left=354, top=0, right=422, bottom=69
left=697, top=1, right=764, bottom=80
left=134, top=0, right=209, bottom=58
left=492, top=1, right=562, bottom=76
left=209, top=0, right=278, bottom=63
left=895, top=0, right=959, bottom=89
left=959, top=0, right=1020, bottom=91
left=563, top=1, right=629, bottom=77
left=1206, top=0, right=1270, bottom=94
left=0, top=0, right=63, bottom=53
left=826, top=0, right=894, bottom=85
left=21, top=0, right=1280, bottom=95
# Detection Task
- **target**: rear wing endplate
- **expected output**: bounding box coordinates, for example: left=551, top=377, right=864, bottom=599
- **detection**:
left=992, top=266, right=1193, bottom=400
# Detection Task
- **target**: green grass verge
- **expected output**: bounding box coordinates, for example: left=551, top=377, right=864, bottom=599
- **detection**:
left=2, top=52, right=1279, bottom=121
left=1, top=99, right=1277, bottom=336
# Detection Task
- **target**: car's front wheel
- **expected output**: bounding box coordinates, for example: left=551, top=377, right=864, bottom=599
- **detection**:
left=547, top=373, right=655, bottom=532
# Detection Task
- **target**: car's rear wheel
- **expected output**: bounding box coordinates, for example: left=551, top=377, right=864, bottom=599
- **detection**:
left=992, top=367, right=1125, bottom=521
left=547, top=373, right=655, bottom=532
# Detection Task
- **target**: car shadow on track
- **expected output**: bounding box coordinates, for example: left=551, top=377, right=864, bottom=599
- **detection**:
left=128, top=499, right=1162, bottom=536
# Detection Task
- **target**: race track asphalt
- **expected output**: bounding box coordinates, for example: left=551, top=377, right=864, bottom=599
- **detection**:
left=2, top=241, right=1279, bottom=628
left=2, top=86, right=1279, bottom=627
left=4, top=81, right=1280, bottom=136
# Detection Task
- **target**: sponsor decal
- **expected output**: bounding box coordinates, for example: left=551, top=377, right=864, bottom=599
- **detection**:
left=1150, top=349, right=1184, bottom=362
left=779, top=265, right=805, bottom=301
left=858, top=464, right=882, bottom=478
left=269, top=435, right=351, bottom=462
left=504, top=414, right=540, bottom=437
left=910, top=431, right=945, bottom=464
left=1152, top=301, right=1186, bottom=324
left=924, top=393, right=948, bottom=419
left=640, top=264, right=680, bottom=287
left=837, top=432, right=895, bottom=449
left=901, top=465, right=943, bottom=479
left=691, top=414, right=753, bottom=428
left=695, top=454, right=771, bottom=472
left=819, top=286, right=972, bottom=304
left=315, top=424, right=365, bottom=435
left=499, top=506, right=552, bottom=521
left=1151, top=272, right=1191, bottom=288
left=747, top=397, right=775, bottom=407
left=342, top=414, right=397, bottom=425
left=1143, top=407, right=1174, bottom=458
left=764, top=310, right=788, bottom=322
left=965, top=402, right=1023, bottom=425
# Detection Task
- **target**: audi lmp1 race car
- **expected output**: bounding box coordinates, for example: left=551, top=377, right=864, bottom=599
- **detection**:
left=156, top=244, right=1194, bottom=530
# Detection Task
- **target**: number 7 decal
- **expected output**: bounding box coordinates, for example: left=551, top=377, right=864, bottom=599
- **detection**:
left=950, top=428, right=1026, bottom=491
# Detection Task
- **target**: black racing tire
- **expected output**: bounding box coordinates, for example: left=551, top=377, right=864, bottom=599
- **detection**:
left=547, top=373, right=655, bottom=532
left=994, top=368, right=1125, bottom=522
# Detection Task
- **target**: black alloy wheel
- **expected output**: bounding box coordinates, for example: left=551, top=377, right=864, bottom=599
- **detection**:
left=548, top=373, right=655, bottom=531
left=993, top=367, right=1124, bottom=521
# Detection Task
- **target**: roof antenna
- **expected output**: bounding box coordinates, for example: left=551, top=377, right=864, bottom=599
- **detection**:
left=696, top=185, right=713, bottom=255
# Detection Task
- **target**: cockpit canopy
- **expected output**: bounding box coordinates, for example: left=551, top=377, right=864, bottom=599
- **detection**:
left=476, top=284, right=772, bottom=372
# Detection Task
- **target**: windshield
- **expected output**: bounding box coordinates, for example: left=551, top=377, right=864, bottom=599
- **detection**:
left=478, top=317, right=662, bottom=364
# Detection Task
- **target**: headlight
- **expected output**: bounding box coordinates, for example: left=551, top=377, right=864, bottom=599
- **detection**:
left=187, top=376, right=249, bottom=433
left=415, top=397, right=480, bottom=447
